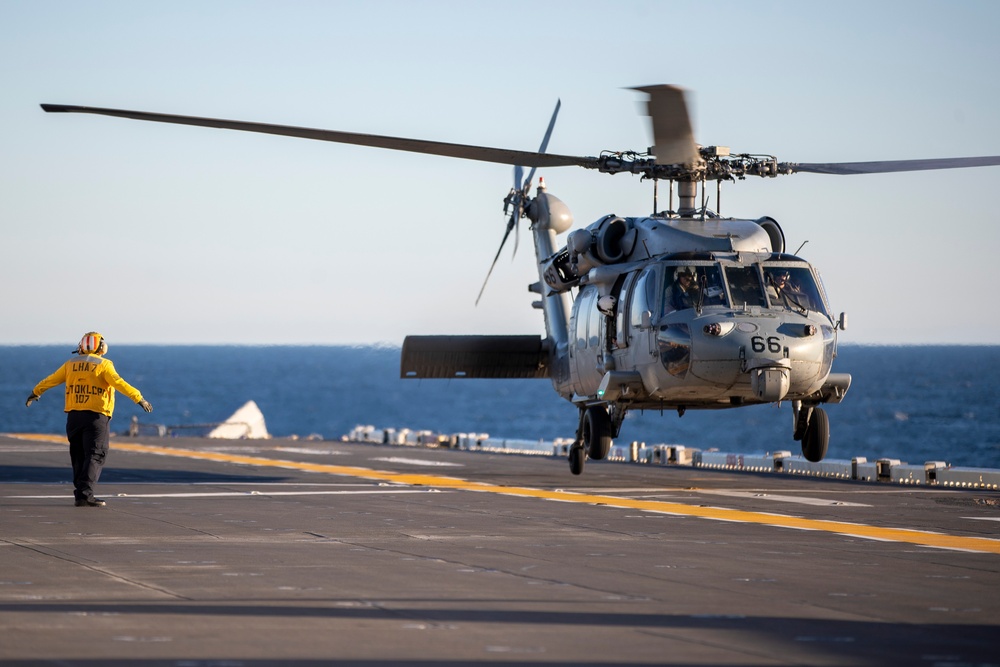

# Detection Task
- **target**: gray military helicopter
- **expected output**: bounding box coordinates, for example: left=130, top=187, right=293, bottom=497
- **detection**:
left=42, top=86, right=1000, bottom=475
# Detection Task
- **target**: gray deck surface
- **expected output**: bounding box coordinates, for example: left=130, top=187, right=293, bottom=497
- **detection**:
left=2, top=433, right=999, bottom=666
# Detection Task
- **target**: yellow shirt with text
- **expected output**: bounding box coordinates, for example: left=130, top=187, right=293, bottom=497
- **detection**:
left=33, top=354, right=144, bottom=418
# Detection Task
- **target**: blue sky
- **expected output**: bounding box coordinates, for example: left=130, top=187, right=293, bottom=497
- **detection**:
left=3, top=0, right=999, bottom=345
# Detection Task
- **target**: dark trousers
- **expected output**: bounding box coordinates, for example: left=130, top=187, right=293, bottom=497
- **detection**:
left=65, top=410, right=111, bottom=501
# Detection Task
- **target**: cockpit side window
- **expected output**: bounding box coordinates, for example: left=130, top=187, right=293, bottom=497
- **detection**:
left=762, top=265, right=828, bottom=315
left=629, top=267, right=658, bottom=328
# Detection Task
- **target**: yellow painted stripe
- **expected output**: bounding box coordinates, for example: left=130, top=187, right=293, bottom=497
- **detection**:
left=11, top=435, right=1000, bottom=554
left=6, top=433, right=70, bottom=442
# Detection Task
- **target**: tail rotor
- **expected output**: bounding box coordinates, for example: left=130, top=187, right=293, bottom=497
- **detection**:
left=475, top=99, right=561, bottom=305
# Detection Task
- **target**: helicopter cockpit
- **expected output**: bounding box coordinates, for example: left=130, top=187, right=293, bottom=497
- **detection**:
left=654, top=257, right=830, bottom=317
left=610, top=255, right=835, bottom=381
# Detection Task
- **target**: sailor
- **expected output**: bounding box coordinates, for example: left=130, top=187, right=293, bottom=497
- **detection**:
left=25, top=332, right=152, bottom=507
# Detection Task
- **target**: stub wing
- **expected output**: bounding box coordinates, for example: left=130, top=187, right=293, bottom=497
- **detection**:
left=810, top=373, right=852, bottom=404
left=400, top=335, right=550, bottom=379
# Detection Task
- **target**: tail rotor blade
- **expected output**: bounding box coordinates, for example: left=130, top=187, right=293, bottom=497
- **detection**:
left=512, top=215, right=520, bottom=259
left=475, top=216, right=516, bottom=306
left=513, top=164, right=525, bottom=192
left=493, top=98, right=561, bottom=271
left=481, top=98, right=561, bottom=305
left=523, top=98, right=561, bottom=191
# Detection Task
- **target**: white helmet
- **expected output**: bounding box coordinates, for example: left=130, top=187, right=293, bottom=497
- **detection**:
left=675, top=266, right=695, bottom=280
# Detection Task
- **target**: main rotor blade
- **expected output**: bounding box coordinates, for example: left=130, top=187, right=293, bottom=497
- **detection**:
left=789, top=155, right=1000, bottom=175
left=40, top=104, right=595, bottom=170
left=632, top=85, right=699, bottom=166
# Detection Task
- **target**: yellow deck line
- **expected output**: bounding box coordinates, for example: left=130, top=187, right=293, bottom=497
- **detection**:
left=10, top=435, right=1000, bottom=554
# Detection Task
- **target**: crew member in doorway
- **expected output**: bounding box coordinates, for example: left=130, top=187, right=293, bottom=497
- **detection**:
left=25, top=332, right=152, bottom=507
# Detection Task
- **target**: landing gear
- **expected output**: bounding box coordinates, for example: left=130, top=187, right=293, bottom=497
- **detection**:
left=793, top=401, right=830, bottom=463
left=583, top=406, right=612, bottom=460
left=801, top=407, right=829, bottom=462
left=567, top=405, right=614, bottom=475
left=569, top=443, right=585, bottom=475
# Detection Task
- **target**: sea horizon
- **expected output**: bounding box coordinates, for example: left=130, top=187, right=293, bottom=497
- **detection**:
left=4, top=344, right=999, bottom=470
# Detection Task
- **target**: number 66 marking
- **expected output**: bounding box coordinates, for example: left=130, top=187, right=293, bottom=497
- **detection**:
left=751, top=335, right=781, bottom=353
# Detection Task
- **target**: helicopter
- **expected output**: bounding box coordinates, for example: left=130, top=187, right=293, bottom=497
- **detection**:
left=41, top=85, right=1000, bottom=475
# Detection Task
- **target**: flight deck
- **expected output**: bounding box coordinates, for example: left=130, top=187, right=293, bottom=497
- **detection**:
left=2, top=432, right=999, bottom=666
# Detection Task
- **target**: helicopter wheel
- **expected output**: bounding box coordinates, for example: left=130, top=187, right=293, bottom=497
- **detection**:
left=801, top=407, right=829, bottom=462
left=568, top=443, right=585, bottom=475
left=582, top=406, right=613, bottom=461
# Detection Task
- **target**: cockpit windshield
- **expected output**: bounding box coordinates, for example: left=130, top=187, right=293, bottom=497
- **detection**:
left=662, top=264, right=725, bottom=315
left=660, top=261, right=829, bottom=316
left=724, top=266, right=767, bottom=308
left=762, top=265, right=828, bottom=315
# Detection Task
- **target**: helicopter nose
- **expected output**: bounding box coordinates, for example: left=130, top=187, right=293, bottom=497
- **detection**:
left=747, top=361, right=791, bottom=402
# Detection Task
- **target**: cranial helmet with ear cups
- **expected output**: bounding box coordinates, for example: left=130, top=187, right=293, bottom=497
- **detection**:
left=77, top=332, right=108, bottom=356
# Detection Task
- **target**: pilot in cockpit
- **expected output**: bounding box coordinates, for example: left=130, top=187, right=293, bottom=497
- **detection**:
left=663, top=266, right=700, bottom=314
left=766, top=269, right=809, bottom=310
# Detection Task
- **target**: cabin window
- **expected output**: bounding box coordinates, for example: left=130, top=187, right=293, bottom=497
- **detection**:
left=587, top=297, right=603, bottom=349
left=614, top=273, right=634, bottom=349
left=762, top=265, right=828, bottom=315
left=574, top=290, right=597, bottom=351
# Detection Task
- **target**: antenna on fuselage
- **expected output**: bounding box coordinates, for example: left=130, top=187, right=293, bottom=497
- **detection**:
left=700, top=177, right=707, bottom=220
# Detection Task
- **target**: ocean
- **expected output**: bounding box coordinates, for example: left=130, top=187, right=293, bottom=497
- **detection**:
left=3, top=345, right=999, bottom=469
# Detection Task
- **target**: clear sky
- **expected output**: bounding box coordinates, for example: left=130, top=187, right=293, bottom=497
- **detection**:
left=3, top=0, right=999, bottom=345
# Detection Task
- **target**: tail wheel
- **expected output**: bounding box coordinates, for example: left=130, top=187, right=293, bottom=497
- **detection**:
left=583, top=406, right=613, bottom=461
left=801, top=407, right=829, bottom=462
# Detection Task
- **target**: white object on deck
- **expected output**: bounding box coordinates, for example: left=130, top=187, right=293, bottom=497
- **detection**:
left=208, top=400, right=270, bottom=439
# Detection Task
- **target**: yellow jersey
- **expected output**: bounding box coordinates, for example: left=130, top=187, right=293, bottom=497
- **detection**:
left=33, top=354, right=145, bottom=418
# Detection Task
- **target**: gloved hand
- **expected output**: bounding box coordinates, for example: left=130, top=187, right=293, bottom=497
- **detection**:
left=25, top=393, right=39, bottom=407
left=138, top=399, right=153, bottom=413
